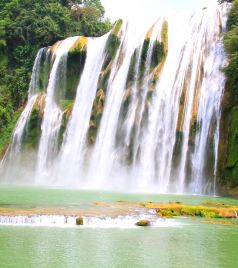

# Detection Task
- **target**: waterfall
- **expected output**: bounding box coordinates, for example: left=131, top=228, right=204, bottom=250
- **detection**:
left=8, top=48, right=44, bottom=156
left=191, top=4, right=229, bottom=195
left=0, top=4, right=229, bottom=195
left=0, top=48, right=44, bottom=174
left=57, top=34, right=109, bottom=186
left=35, top=37, right=78, bottom=183
left=137, top=6, right=228, bottom=194
left=87, top=20, right=164, bottom=189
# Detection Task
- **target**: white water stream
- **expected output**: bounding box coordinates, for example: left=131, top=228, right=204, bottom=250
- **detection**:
left=57, top=34, right=109, bottom=186
left=35, top=37, right=78, bottom=183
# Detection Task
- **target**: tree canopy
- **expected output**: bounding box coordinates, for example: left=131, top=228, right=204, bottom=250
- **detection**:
left=224, top=0, right=238, bottom=93
left=0, top=0, right=112, bottom=150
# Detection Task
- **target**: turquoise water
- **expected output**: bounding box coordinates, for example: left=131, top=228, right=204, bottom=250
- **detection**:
left=0, top=220, right=237, bottom=268
left=0, top=186, right=237, bottom=268
left=0, top=186, right=237, bottom=207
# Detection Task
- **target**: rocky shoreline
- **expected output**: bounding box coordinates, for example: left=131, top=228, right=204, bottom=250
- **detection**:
left=0, top=201, right=237, bottom=227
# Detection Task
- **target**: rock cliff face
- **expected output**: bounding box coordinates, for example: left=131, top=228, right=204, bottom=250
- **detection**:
left=218, top=85, right=238, bottom=197
left=217, top=0, right=238, bottom=198
left=1, top=6, right=233, bottom=195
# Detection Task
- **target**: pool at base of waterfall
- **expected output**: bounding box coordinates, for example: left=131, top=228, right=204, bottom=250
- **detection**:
left=0, top=186, right=237, bottom=268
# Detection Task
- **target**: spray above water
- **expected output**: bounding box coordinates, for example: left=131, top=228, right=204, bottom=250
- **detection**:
left=0, top=4, right=229, bottom=195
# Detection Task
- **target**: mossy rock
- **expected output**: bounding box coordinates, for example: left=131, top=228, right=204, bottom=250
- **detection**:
left=126, top=50, right=137, bottom=85
left=76, top=217, right=84, bottom=226
left=139, top=24, right=167, bottom=80
left=139, top=39, right=150, bottom=78
left=98, top=69, right=111, bottom=89
left=136, top=220, right=151, bottom=226
left=161, top=20, right=168, bottom=52
left=101, top=20, right=122, bottom=71
left=38, top=48, right=52, bottom=92
left=225, top=106, right=238, bottom=187
left=22, top=108, right=42, bottom=150
left=59, top=99, right=74, bottom=113
left=88, top=88, right=107, bottom=144
left=111, top=19, right=123, bottom=36
left=103, top=34, right=120, bottom=70
left=60, top=39, right=87, bottom=101
left=226, top=106, right=238, bottom=168
left=69, top=37, right=88, bottom=55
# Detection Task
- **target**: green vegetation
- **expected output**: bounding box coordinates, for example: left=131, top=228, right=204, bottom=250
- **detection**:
left=143, top=202, right=238, bottom=219
left=224, top=0, right=238, bottom=94
left=0, top=108, right=23, bottom=152
left=219, top=0, right=238, bottom=190
left=0, top=0, right=112, bottom=153
left=102, top=20, right=123, bottom=70
left=87, top=20, right=123, bottom=143
left=22, top=108, right=42, bottom=150
left=65, top=37, right=88, bottom=100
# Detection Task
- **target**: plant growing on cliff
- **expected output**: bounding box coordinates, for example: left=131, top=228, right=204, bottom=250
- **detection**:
left=223, top=1, right=238, bottom=96
left=218, top=0, right=238, bottom=190
left=0, top=0, right=112, bottom=153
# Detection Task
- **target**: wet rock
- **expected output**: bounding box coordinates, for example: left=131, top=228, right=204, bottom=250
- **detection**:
left=136, top=220, right=151, bottom=227
left=76, top=217, right=84, bottom=226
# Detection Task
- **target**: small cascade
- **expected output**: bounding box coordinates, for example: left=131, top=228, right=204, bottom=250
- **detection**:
left=0, top=49, right=44, bottom=174
left=7, top=48, right=44, bottom=157
left=35, top=37, right=78, bottom=183
left=0, top=215, right=77, bottom=227
left=0, top=213, right=182, bottom=228
left=0, top=4, right=229, bottom=195
left=28, top=48, right=45, bottom=96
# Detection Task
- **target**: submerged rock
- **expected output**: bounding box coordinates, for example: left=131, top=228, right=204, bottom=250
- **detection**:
left=76, top=217, right=84, bottom=225
left=136, top=220, right=151, bottom=227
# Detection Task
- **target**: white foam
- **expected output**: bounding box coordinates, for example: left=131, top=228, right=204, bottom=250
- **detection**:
left=0, top=214, right=184, bottom=229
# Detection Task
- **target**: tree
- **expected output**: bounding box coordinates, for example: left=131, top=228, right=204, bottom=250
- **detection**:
left=0, top=0, right=112, bottom=144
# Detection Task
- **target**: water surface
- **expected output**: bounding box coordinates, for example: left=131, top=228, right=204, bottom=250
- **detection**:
left=0, top=186, right=237, bottom=268
left=0, top=220, right=237, bottom=268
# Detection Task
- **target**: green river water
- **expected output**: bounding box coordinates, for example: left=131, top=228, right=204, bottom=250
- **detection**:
left=0, top=186, right=237, bottom=268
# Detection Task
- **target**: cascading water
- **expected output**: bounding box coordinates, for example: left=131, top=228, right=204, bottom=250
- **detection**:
left=191, top=4, right=228, bottom=195
left=35, top=37, right=78, bottom=183
left=0, top=48, right=44, bottom=179
left=138, top=6, right=228, bottom=195
left=5, top=49, right=44, bottom=157
left=0, top=4, right=229, bottom=195
left=56, top=34, right=109, bottom=186
left=87, top=19, right=165, bottom=189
